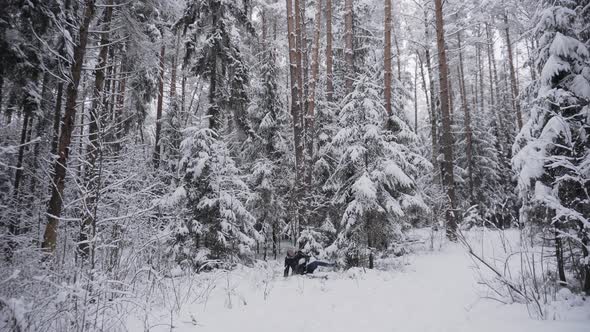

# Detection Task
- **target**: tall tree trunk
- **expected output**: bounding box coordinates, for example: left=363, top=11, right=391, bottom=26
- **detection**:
left=325, top=0, right=333, bottom=101
left=434, top=0, right=457, bottom=240
left=305, top=0, right=322, bottom=187
left=457, top=32, right=474, bottom=203
left=423, top=8, right=439, bottom=178
left=295, top=0, right=304, bottom=107
left=344, top=0, right=354, bottom=94
left=287, top=0, right=304, bottom=236
left=79, top=0, right=114, bottom=259
left=43, top=0, right=96, bottom=252
left=418, top=53, right=437, bottom=166
left=503, top=14, right=522, bottom=129
left=384, top=0, right=392, bottom=117
left=153, top=43, right=165, bottom=168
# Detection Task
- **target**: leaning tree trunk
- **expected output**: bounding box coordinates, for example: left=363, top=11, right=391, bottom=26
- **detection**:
left=43, top=0, right=96, bottom=252
left=434, top=0, right=458, bottom=240
left=79, top=0, right=113, bottom=260
left=344, top=0, right=354, bottom=94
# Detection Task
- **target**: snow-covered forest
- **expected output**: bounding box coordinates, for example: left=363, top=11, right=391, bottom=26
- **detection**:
left=0, top=0, right=589, bottom=331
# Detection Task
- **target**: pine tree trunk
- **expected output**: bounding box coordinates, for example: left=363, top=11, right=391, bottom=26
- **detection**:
left=434, top=0, right=457, bottom=240
left=325, top=0, right=333, bottom=101
left=79, top=0, right=113, bottom=259
left=43, top=0, right=96, bottom=252
left=503, top=14, right=522, bottom=129
left=153, top=43, right=165, bottom=168
left=344, top=0, right=354, bottom=94
left=287, top=0, right=304, bottom=236
left=295, top=0, right=304, bottom=107
left=384, top=0, right=392, bottom=117
left=305, top=0, right=322, bottom=187
left=457, top=32, right=474, bottom=202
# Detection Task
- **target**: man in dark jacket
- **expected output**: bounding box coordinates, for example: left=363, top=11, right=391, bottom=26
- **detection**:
left=283, top=248, right=334, bottom=277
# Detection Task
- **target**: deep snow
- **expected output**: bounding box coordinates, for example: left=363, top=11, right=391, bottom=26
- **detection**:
left=126, top=230, right=590, bottom=332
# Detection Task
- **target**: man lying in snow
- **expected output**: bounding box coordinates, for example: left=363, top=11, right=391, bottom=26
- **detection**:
left=283, top=248, right=334, bottom=277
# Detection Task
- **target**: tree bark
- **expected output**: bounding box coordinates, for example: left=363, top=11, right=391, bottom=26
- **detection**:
left=153, top=43, right=165, bottom=168
left=305, top=0, right=322, bottom=187
left=79, top=0, right=113, bottom=259
left=43, top=0, right=96, bottom=252
left=287, top=0, right=304, bottom=235
left=384, top=0, right=392, bottom=117
left=344, top=0, right=354, bottom=94
left=325, top=0, right=333, bottom=101
left=434, top=0, right=457, bottom=240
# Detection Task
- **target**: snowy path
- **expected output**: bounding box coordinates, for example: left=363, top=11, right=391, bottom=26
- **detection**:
left=129, top=236, right=590, bottom=332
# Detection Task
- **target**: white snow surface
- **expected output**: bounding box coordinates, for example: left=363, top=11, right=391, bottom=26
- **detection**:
left=126, top=230, right=590, bottom=332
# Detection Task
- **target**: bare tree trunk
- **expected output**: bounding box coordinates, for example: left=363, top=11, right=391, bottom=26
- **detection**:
left=287, top=0, right=304, bottom=237
left=325, top=0, right=333, bottom=101
left=384, top=0, right=392, bottom=117
left=434, top=0, right=457, bottom=240
left=457, top=32, right=474, bottom=203
left=503, top=14, right=522, bottom=129
left=79, top=0, right=113, bottom=259
left=153, top=43, right=165, bottom=168
left=344, top=0, right=354, bottom=94
left=305, top=0, right=322, bottom=187
left=43, top=0, right=96, bottom=252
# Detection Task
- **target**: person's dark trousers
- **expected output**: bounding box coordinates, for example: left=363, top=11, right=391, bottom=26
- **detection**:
left=305, top=261, right=333, bottom=274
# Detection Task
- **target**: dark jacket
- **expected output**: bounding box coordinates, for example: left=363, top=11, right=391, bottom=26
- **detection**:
left=284, top=251, right=310, bottom=277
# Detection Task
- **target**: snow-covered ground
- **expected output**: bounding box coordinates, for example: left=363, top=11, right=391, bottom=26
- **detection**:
left=126, top=229, right=590, bottom=332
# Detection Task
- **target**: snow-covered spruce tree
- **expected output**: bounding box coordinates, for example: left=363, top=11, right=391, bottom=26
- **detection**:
left=163, top=0, right=261, bottom=269
left=513, top=0, right=590, bottom=291
left=244, top=45, right=291, bottom=260
left=166, top=127, right=262, bottom=268
left=326, top=74, right=427, bottom=268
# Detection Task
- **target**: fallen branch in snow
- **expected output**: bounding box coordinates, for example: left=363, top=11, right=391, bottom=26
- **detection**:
left=457, top=231, right=544, bottom=318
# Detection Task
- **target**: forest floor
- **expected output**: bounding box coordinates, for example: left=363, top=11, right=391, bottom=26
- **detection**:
left=126, top=229, right=590, bottom=332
